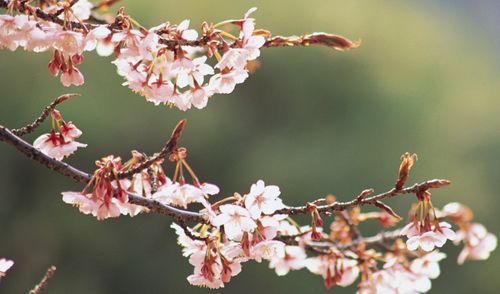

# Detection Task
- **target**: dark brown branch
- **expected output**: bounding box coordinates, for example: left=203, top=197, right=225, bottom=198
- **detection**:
left=29, top=265, right=56, bottom=294
left=11, top=93, right=80, bottom=136
left=117, top=119, right=186, bottom=179
left=275, top=179, right=451, bottom=216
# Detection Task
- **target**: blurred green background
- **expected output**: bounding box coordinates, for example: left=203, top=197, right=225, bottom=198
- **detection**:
left=1, top=0, right=499, bottom=293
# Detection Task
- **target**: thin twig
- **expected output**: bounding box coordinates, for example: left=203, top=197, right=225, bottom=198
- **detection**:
left=275, top=179, right=451, bottom=216
left=29, top=265, right=56, bottom=294
left=117, top=119, right=186, bottom=179
left=11, top=93, right=79, bottom=136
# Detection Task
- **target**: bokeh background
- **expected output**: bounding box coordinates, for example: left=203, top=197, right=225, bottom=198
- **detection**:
left=1, top=0, right=500, bottom=293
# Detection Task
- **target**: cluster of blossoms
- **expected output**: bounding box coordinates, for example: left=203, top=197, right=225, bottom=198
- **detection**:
left=167, top=177, right=496, bottom=291
left=0, top=258, right=14, bottom=282
left=171, top=180, right=298, bottom=289
left=62, top=148, right=219, bottom=220
left=0, top=2, right=267, bottom=110
left=112, top=8, right=265, bottom=110
left=357, top=251, right=447, bottom=293
left=33, top=110, right=86, bottom=160
left=400, top=190, right=456, bottom=252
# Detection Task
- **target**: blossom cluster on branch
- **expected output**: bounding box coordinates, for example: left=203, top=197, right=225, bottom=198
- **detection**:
left=0, top=0, right=496, bottom=293
left=0, top=0, right=358, bottom=111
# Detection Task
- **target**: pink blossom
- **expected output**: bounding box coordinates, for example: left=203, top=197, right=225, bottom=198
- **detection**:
left=187, top=251, right=224, bottom=289
left=244, top=180, right=284, bottom=219
left=152, top=182, right=219, bottom=208
left=69, top=0, right=93, bottom=21
left=61, top=191, right=123, bottom=220
left=85, top=26, right=116, bottom=57
left=402, top=221, right=456, bottom=252
left=60, top=66, right=85, bottom=87
left=0, top=15, right=28, bottom=51
left=23, top=23, right=54, bottom=52
left=306, top=256, right=359, bottom=288
left=189, top=56, right=214, bottom=86
left=62, top=191, right=99, bottom=216
left=216, top=49, right=249, bottom=71
left=378, top=257, right=432, bottom=293
left=177, top=20, right=198, bottom=41
left=171, top=223, right=207, bottom=257
left=209, top=69, right=249, bottom=94
left=143, top=78, right=175, bottom=105
left=455, top=223, right=497, bottom=264
left=250, top=240, right=285, bottom=262
left=60, top=122, right=83, bottom=140
left=269, top=246, right=307, bottom=275
left=0, top=258, right=14, bottom=279
left=212, top=204, right=256, bottom=240
left=189, top=86, right=213, bottom=109
left=410, top=251, right=446, bottom=279
left=239, top=8, right=266, bottom=60
left=137, top=31, right=160, bottom=60
left=258, top=214, right=288, bottom=240
left=33, top=132, right=87, bottom=160
left=53, top=30, right=86, bottom=56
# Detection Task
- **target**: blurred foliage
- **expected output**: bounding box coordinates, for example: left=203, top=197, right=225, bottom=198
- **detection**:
left=1, top=0, right=499, bottom=293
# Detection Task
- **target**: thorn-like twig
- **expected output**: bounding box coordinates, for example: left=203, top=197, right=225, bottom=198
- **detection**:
left=29, top=265, right=56, bottom=294
left=117, top=119, right=187, bottom=179
left=11, top=93, right=79, bottom=136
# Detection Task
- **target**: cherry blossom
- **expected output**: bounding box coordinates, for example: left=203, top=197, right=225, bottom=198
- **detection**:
left=250, top=240, right=286, bottom=262
left=410, top=251, right=446, bottom=279
left=212, top=204, right=256, bottom=240
left=152, top=182, right=219, bottom=208
left=245, top=180, right=284, bottom=219
left=59, top=122, right=83, bottom=140
left=187, top=250, right=224, bottom=289
left=402, top=221, right=456, bottom=252
left=376, top=257, right=432, bottom=293
left=269, top=245, right=307, bottom=275
left=85, top=26, right=116, bottom=57
left=171, top=223, right=207, bottom=257
left=60, top=66, right=85, bottom=87
left=0, top=258, right=14, bottom=279
left=33, top=131, right=87, bottom=160
left=306, top=256, right=359, bottom=288
left=455, top=223, right=497, bottom=264
left=53, top=30, right=86, bottom=56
